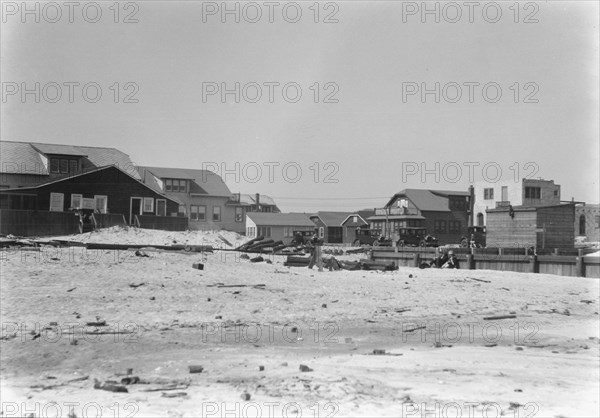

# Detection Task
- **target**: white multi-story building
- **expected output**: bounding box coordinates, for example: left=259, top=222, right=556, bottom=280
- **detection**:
left=473, top=178, right=561, bottom=226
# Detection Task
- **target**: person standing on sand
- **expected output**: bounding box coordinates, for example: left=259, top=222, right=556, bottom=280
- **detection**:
left=308, top=233, right=323, bottom=272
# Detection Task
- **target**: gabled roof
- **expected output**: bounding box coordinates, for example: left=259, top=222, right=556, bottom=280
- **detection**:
left=357, top=209, right=375, bottom=220
left=246, top=212, right=314, bottom=227
left=310, top=211, right=353, bottom=227
left=0, top=165, right=178, bottom=204
left=137, top=166, right=232, bottom=197
left=341, top=213, right=369, bottom=226
left=386, top=189, right=468, bottom=212
left=0, top=141, right=140, bottom=179
left=0, top=141, right=46, bottom=175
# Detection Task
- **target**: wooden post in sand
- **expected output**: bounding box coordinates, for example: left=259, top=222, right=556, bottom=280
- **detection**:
left=412, top=253, right=420, bottom=268
left=466, top=254, right=475, bottom=270
left=528, top=255, right=538, bottom=273
left=575, top=255, right=584, bottom=277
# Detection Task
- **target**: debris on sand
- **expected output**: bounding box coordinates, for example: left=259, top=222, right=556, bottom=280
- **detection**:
left=120, top=376, right=140, bottom=385
left=192, top=262, right=204, bottom=270
left=93, top=379, right=128, bottom=393
left=188, top=365, right=204, bottom=374
left=162, top=392, right=188, bottom=398
left=299, top=365, right=313, bottom=372
left=240, top=392, right=251, bottom=401
left=467, top=277, right=491, bottom=283
left=86, top=320, right=107, bottom=326
left=404, top=325, right=426, bottom=333
left=128, top=282, right=146, bottom=289
left=483, top=315, right=517, bottom=320
left=218, top=234, right=233, bottom=247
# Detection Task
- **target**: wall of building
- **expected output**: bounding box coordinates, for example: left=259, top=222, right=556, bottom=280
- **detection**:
left=176, top=195, right=245, bottom=233
left=244, top=224, right=286, bottom=243
left=342, top=216, right=368, bottom=244
left=245, top=216, right=257, bottom=235
left=0, top=173, right=48, bottom=189
left=5, top=167, right=178, bottom=219
left=486, top=205, right=573, bottom=249
left=486, top=209, right=538, bottom=248
left=575, top=204, right=600, bottom=242
left=537, top=205, right=574, bottom=249
left=0, top=209, right=80, bottom=236
left=310, top=217, right=343, bottom=243
left=474, top=179, right=561, bottom=225
left=421, top=210, right=469, bottom=245
left=522, top=179, right=561, bottom=207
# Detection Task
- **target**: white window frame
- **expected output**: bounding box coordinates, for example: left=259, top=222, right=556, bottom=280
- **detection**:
left=71, top=194, right=83, bottom=209
left=213, top=206, right=221, bottom=222
left=235, top=206, right=243, bottom=222
left=49, top=193, right=64, bottom=212
left=156, top=199, right=166, bottom=216
left=143, top=197, right=154, bottom=213
left=94, top=195, right=108, bottom=214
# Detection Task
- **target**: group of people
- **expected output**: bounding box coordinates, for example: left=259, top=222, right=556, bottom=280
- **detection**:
left=304, top=231, right=459, bottom=271
left=421, top=249, right=460, bottom=269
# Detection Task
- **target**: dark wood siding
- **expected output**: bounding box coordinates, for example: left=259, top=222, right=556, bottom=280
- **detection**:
left=487, top=209, right=537, bottom=248
left=421, top=210, right=469, bottom=245
left=3, top=167, right=178, bottom=216
left=487, top=205, right=575, bottom=249
left=537, top=205, right=575, bottom=249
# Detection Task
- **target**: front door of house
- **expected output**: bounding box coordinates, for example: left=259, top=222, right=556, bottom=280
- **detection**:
left=130, top=197, right=142, bottom=225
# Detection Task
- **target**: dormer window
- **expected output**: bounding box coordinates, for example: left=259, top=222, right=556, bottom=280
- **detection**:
left=50, top=157, right=80, bottom=174
left=165, top=179, right=188, bottom=193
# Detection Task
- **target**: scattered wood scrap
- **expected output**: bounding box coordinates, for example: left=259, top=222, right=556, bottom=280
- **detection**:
left=218, top=234, right=233, bottom=247
left=85, top=320, right=107, bottom=326
left=467, top=277, right=491, bottom=283
left=128, top=282, right=146, bottom=289
left=483, top=315, right=517, bottom=320
left=94, top=379, right=128, bottom=393
left=207, top=284, right=266, bottom=289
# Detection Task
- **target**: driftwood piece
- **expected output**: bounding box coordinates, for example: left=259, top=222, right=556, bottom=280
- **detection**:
left=483, top=315, right=517, bottom=320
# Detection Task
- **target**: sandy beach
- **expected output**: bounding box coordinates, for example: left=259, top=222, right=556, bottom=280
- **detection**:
left=1, top=228, right=599, bottom=417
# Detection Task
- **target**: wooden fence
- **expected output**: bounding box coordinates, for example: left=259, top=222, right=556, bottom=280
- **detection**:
left=92, top=213, right=126, bottom=229
left=370, top=246, right=600, bottom=278
left=0, top=209, right=80, bottom=237
left=134, top=215, right=188, bottom=231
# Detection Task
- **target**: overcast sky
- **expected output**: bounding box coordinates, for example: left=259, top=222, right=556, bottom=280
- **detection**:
left=2, top=1, right=598, bottom=212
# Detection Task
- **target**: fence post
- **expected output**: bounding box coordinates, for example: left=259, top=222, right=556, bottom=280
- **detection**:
left=529, top=255, right=538, bottom=273
left=466, top=254, right=475, bottom=270
left=413, top=253, right=420, bottom=268
left=575, top=256, right=584, bottom=277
